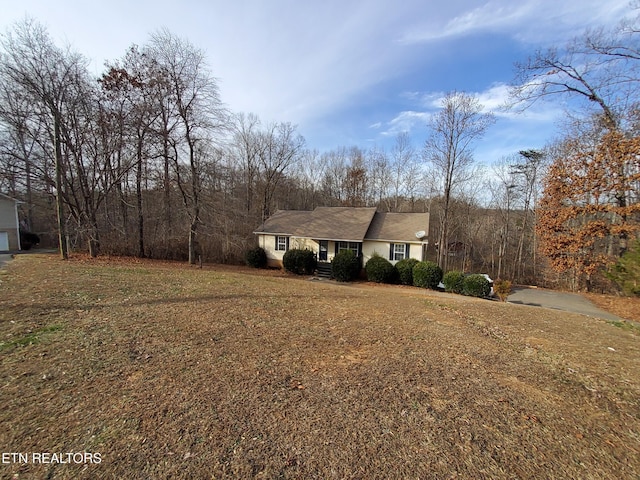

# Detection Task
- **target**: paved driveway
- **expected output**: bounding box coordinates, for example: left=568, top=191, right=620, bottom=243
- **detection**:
left=0, top=253, right=13, bottom=270
left=508, top=287, right=622, bottom=321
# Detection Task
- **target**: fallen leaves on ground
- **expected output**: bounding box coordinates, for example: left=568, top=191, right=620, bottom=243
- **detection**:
left=0, top=254, right=638, bottom=479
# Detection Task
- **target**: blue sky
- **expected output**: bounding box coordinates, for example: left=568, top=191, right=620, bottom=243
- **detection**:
left=1, top=0, right=634, bottom=166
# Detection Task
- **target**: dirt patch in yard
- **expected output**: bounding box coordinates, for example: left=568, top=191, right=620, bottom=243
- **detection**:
left=0, top=254, right=639, bottom=479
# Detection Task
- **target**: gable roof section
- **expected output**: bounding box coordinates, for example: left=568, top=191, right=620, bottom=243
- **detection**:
left=300, top=207, right=377, bottom=242
left=254, top=207, right=377, bottom=242
left=253, top=210, right=312, bottom=235
left=255, top=207, right=429, bottom=243
left=365, top=212, right=430, bottom=243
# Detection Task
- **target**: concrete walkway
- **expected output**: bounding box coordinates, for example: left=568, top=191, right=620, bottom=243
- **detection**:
left=0, top=253, right=13, bottom=270
left=508, top=287, right=622, bottom=321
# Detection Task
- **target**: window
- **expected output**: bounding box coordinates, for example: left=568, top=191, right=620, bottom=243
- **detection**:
left=390, top=243, right=409, bottom=261
left=338, top=241, right=359, bottom=256
left=275, top=236, right=289, bottom=251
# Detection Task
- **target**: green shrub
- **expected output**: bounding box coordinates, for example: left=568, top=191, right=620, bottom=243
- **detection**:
left=442, top=270, right=465, bottom=294
left=412, top=261, right=443, bottom=289
left=607, top=239, right=640, bottom=296
left=245, top=247, right=267, bottom=268
left=365, top=254, right=397, bottom=283
left=331, top=250, right=361, bottom=282
left=396, top=258, right=419, bottom=285
left=493, top=279, right=512, bottom=302
left=282, top=248, right=316, bottom=275
left=463, top=274, right=491, bottom=298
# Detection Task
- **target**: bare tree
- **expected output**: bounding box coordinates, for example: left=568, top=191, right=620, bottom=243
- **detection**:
left=510, top=149, right=546, bottom=282
left=365, top=146, right=390, bottom=209
left=510, top=5, right=640, bottom=131
left=100, top=45, right=171, bottom=257
left=320, top=148, right=349, bottom=205
left=291, top=148, right=326, bottom=210
left=424, top=91, right=494, bottom=270
left=0, top=71, right=47, bottom=230
left=256, top=121, right=305, bottom=220
left=147, top=29, right=227, bottom=264
left=389, top=132, right=418, bottom=212
left=0, top=18, right=89, bottom=259
left=230, top=112, right=263, bottom=214
left=342, top=147, right=368, bottom=207
left=511, top=9, right=640, bottom=277
left=489, top=158, right=520, bottom=279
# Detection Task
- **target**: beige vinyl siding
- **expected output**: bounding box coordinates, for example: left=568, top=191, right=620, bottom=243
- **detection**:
left=362, top=241, right=423, bottom=265
left=0, top=197, right=20, bottom=251
left=257, top=235, right=319, bottom=267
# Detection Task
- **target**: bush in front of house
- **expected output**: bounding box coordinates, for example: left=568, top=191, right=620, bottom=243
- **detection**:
left=365, top=254, right=397, bottom=283
left=245, top=246, right=267, bottom=268
left=493, top=279, right=512, bottom=302
left=19, top=230, right=40, bottom=251
left=412, top=261, right=443, bottom=289
left=331, top=250, right=361, bottom=282
left=462, top=274, right=491, bottom=298
left=395, top=258, right=419, bottom=285
left=282, top=248, right=317, bottom=275
left=442, top=270, right=465, bottom=294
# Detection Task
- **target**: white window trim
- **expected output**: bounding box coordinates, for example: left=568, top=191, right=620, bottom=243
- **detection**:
left=275, top=236, right=288, bottom=251
left=338, top=241, right=359, bottom=256
left=390, top=243, right=409, bottom=262
left=393, top=243, right=407, bottom=261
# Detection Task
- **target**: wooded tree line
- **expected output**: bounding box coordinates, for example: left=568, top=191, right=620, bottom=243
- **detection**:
left=511, top=6, right=640, bottom=291
left=1, top=10, right=639, bottom=292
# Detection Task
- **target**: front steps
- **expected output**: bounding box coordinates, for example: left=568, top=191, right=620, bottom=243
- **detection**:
left=316, top=262, right=332, bottom=278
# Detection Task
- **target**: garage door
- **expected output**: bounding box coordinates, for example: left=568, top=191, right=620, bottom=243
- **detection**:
left=0, top=232, right=9, bottom=251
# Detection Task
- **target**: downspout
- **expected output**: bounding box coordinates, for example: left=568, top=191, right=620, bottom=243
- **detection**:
left=14, top=199, right=21, bottom=251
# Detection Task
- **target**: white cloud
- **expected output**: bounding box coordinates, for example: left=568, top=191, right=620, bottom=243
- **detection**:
left=380, top=111, right=431, bottom=137
left=377, top=81, right=564, bottom=160
left=476, top=83, right=512, bottom=113
left=410, top=86, right=506, bottom=114
left=399, top=0, right=632, bottom=45
left=1, top=0, right=633, bottom=155
left=400, top=3, right=534, bottom=44
left=475, top=83, right=563, bottom=121
left=418, top=92, right=447, bottom=110
left=194, top=1, right=420, bottom=126
left=415, top=83, right=565, bottom=121
left=1, top=0, right=417, bottom=125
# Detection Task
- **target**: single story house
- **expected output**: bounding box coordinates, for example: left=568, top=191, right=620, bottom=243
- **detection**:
left=0, top=193, right=21, bottom=252
left=254, top=206, right=429, bottom=268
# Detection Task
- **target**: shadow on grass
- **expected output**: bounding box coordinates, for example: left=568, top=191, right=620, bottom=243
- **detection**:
left=2, top=291, right=314, bottom=314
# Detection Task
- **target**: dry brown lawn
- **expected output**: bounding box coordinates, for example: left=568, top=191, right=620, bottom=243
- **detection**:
left=584, top=292, right=640, bottom=323
left=0, top=254, right=639, bottom=479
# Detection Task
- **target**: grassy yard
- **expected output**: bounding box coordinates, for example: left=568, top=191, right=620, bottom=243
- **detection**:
left=0, top=254, right=639, bottom=479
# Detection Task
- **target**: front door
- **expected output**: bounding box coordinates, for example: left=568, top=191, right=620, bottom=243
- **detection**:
left=319, top=240, right=328, bottom=261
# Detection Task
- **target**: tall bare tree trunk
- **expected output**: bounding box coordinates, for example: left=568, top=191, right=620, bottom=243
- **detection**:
left=54, top=115, right=68, bottom=259
left=136, top=145, right=145, bottom=258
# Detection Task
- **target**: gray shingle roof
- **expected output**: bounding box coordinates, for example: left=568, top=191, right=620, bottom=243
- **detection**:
left=254, top=207, right=429, bottom=242
left=300, top=207, right=377, bottom=241
left=365, top=212, right=430, bottom=243
left=253, top=210, right=313, bottom=235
